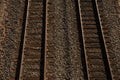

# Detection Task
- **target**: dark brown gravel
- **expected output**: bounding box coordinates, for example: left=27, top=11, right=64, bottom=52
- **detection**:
left=0, top=0, right=120, bottom=79
left=102, top=0, right=120, bottom=79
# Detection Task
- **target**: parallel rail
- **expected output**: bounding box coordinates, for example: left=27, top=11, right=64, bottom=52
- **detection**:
left=77, top=0, right=89, bottom=79
left=18, top=0, right=29, bottom=79
left=8, top=0, right=117, bottom=80
left=44, top=0, right=47, bottom=80
left=77, top=0, right=113, bottom=79
left=95, top=0, right=113, bottom=79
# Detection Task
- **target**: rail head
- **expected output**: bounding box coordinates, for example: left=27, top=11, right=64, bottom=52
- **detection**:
left=44, top=0, right=48, bottom=80
left=77, top=0, right=89, bottom=79
left=19, top=0, right=29, bottom=80
left=95, top=0, right=113, bottom=79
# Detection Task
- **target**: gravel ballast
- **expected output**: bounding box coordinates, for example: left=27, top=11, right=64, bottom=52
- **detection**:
left=46, top=0, right=84, bottom=79
left=102, top=0, right=120, bottom=78
left=0, top=0, right=25, bottom=79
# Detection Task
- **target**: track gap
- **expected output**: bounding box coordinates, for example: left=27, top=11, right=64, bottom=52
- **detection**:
left=40, top=0, right=46, bottom=80
left=15, top=0, right=28, bottom=79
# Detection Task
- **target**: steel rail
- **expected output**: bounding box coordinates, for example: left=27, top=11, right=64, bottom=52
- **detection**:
left=44, top=0, right=48, bottom=80
left=77, top=0, right=89, bottom=79
left=94, top=0, right=113, bottom=79
left=18, top=0, right=29, bottom=80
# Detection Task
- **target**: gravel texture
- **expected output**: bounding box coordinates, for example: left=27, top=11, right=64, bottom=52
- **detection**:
left=1, top=0, right=120, bottom=79
left=0, top=0, right=25, bottom=79
left=46, top=0, right=84, bottom=79
left=0, top=0, right=9, bottom=79
left=102, top=0, right=120, bottom=79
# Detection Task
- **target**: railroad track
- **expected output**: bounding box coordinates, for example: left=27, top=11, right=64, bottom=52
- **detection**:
left=9, top=0, right=47, bottom=80
left=77, top=0, right=117, bottom=80
left=8, top=0, right=119, bottom=80
left=18, top=0, right=47, bottom=80
left=9, top=0, right=54, bottom=79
